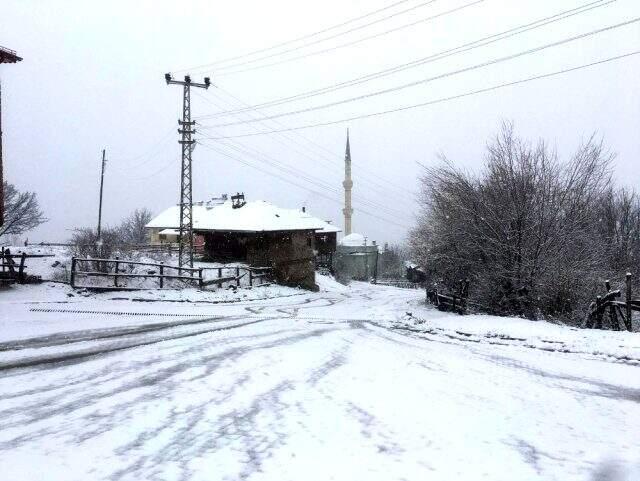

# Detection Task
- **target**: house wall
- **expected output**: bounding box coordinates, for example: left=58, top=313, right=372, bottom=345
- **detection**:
left=315, top=232, right=337, bottom=255
left=202, top=230, right=318, bottom=290
left=248, top=231, right=317, bottom=291
left=334, top=245, right=379, bottom=281
left=148, top=228, right=176, bottom=245
left=203, top=232, right=248, bottom=261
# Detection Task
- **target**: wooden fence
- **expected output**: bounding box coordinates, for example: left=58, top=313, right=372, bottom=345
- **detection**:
left=585, top=274, right=637, bottom=331
left=375, top=278, right=423, bottom=289
left=69, top=256, right=271, bottom=291
left=0, top=247, right=52, bottom=285
left=27, top=241, right=181, bottom=253
left=426, top=279, right=470, bottom=314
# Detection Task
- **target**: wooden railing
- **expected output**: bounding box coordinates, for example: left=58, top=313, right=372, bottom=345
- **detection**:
left=0, top=247, right=52, bottom=284
left=375, top=279, right=422, bottom=289
left=426, top=279, right=470, bottom=314
left=585, top=274, right=637, bottom=331
left=70, top=256, right=271, bottom=291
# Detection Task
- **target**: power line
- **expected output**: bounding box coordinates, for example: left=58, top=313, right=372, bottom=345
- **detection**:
left=192, top=95, right=413, bottom=218
left=200, top=0, right=615, bottom=119
left=107, top=126, right=176, bottom=174
left=212, top=136, right=412, bottom=219
left=194, top=88, right=414, bottom=199
left=201, top=50, right=640, bottom=139
left=196, top=139, right=412, bottom=230
left=212, top=87, right=414, bottom=195
left=171, top=0, right=414, bottom=73
left=188, top=0, right=439, bottom=74
left=202, top=17, right=640, bottom=128
left=198, top=0, right=485, bottom=77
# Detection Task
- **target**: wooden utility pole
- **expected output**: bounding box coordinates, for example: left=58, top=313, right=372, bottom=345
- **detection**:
left=97, top=149, right=107, bottom=254
left=626, top=273, right=633, bottom=332
left=0, top=80, right=4, bottom=228
left=0, top=46, right=23, bottom=230
left=164, top=73, right=210, bottom=268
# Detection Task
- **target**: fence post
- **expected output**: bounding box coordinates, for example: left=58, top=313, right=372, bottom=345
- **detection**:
left=249, top=269, right=253, bottom=287
left=198, top=268, right=204, bottom=289
left=114, top=256, right=120, bottom=288
left=595, top=296, right=603, bottom=329
left=626, top=273, right=633, bottom=332
left=70, top=257, right=77, bottom=288
left=159, top=262, right=164, bottom=289
left=18, top=253, right=27, bottom=283
left=236, top=266, right=240, bottom=287
left=1, top=247, right=4, bottom=274
left=218, top=267, right=222, bottom=288
left=609, top=301, right=620, bottom=331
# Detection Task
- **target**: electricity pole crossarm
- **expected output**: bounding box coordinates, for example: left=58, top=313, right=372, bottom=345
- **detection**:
left=164, top=73, right=210, bottom=269
left=165, top=74, right=211, bottom=89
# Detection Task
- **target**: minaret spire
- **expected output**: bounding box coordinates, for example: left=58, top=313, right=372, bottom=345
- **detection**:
left=342, top=129, right=354, bottom=235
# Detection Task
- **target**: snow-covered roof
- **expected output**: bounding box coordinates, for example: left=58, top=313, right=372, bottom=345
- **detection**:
left=317, top=222, right=341, bottom=234
left=158, top=229, right=179, bottom=236
left=339, top=233, right=366, bottom=246
left=146, top=200, right=341, bottom=233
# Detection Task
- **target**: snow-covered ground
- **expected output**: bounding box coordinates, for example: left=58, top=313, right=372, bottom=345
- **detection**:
left=0, top=275, right=639, bottom=480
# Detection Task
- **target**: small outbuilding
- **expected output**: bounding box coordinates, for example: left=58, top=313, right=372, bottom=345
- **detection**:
left=146, top=195, right=339, bottom=290
left=334, top=233, right=379, bottom=281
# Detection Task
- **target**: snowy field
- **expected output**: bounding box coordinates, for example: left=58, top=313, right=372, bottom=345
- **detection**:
left=0, top=274, right=639, bottom=480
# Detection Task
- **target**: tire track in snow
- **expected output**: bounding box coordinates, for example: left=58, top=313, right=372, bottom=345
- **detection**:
left=0, top=317, right=277, bottom=372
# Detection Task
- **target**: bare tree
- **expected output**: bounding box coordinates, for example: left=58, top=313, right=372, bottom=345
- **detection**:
left=69, top=227, right=122, bottom=271
left=118, top=208, right=153, bottom=245
left=597, top=188, right=640, bottom=279
left=410, top=122, right=614, bottom=322
left=0, top=182, right=47, bottom=240
left=378, top=243, right=409, bottom=279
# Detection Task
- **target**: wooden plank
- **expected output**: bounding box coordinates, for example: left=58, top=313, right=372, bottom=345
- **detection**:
left=74, top=272, right=200, bottom=281
left=72, top=285, right=159, bottom=292
left=74, top=257, right=200, bottom=272
left=201, top=276, right=239, bottom=287
left=1, top=254, right=55, bottom=258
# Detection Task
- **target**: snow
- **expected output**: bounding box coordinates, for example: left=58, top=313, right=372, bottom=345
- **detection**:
left=146, top=199, right=339, bottom=233
left=158, top=228, right=179, bottom=236
left=0, top=276, right=639, bottom=480
left=339, top=232, right=366, bottom=246
left=2, top=245, right=281, bottom=290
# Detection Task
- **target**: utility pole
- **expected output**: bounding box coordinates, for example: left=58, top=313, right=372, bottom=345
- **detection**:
left=0, top=80, right=4, bottom=228
left=96, top=149, right=106, bottom=255
left=0, top=46, right=23, bottom=229
left=164, top=73, right=210, bottom=269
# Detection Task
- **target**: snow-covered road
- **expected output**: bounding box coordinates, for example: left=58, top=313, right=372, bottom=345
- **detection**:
left=1, top=281, right=639, bottom=480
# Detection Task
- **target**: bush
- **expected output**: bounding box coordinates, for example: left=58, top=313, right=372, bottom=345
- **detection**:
left=410, top=122, right=616, bottom=323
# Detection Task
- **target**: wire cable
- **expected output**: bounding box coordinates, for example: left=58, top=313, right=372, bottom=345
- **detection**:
left=188, top=1, right=439, bottom=75
left=197, top=140, right=412, bottom=229
left=193, top=88, right=414, bottom=199
left=196, top=0, right=485, bottom=77
left=202, top=17, right=640, bottom=128
left=171, top=0, right=414, bottom=73
left=199, top=0, right=614, bottom=119
left=200, top=50, right=640, bottom=139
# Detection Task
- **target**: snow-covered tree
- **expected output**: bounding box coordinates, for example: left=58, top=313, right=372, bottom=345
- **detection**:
left=410, top=122, right=614, bottom=322
left=118, top=208, right=153, bottom=245
left=0, top=181, right=47, bottom=240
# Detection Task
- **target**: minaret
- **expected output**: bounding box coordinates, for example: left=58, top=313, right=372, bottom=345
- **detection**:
left=342, top=129, right=354, bottom=235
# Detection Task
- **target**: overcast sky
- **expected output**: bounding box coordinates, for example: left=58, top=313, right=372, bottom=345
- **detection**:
left=1, top=0, right=639, bottom=244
